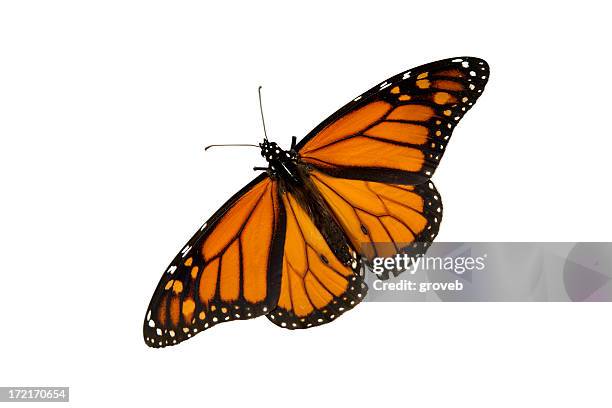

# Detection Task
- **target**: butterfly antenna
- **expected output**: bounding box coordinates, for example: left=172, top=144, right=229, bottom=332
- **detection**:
left=204, top=143, right=258, bottom=151
left=258, top=86, right=269, bottom=141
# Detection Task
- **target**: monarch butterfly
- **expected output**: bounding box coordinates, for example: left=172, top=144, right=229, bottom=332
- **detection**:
left=144, top=56, right=489, bottom=347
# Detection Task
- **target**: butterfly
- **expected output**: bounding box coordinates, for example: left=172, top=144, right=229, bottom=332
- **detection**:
left=144, top=56, right=489, bottom=347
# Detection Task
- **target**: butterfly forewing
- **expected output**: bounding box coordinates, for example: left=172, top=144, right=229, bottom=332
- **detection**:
left=298, top=57, right=489, bottom=185
left=143, top=175, right=285, bottom=347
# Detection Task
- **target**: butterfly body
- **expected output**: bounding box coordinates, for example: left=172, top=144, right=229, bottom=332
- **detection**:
left=144, top=57, right=489, bottom=347
left=261, top=139, right=354, bottom=266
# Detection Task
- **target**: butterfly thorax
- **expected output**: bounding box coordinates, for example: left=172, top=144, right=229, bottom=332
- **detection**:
left=259, top=140, right=301, bottom=184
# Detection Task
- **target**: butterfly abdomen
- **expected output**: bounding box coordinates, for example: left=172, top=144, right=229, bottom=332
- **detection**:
left=279, top=164, right=355, bottom=266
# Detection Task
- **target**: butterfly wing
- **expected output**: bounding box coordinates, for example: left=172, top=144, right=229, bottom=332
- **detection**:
left=143, top=174, right=285, bottom=347
left=266, top=190, right=367, bottom=329
left=309, top=170, right=441, bottom=279
left=298, top=57, right=489, bottom=185
left=295, top=57, right=488, bottom=278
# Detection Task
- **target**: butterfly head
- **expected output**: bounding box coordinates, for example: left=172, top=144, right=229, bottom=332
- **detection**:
left=259, top=140, right=294, bottom=163
left=259, top=139, right=301, bottom=183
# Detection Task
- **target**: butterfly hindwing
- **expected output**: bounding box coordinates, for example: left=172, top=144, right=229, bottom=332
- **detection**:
left=298, top=57, right=489, bottom=185
left=266, top=190, right=367, bottom=329
left=143, top=175, right=285, bottom=347
left=308, top=170, right=442, bottom=279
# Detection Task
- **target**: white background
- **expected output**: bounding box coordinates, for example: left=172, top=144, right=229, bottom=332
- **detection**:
left=1, top=1, right=611, bottom=407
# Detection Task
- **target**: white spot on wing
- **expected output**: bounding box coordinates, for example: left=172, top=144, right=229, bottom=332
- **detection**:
left=181, top=245, right=192, bottom=257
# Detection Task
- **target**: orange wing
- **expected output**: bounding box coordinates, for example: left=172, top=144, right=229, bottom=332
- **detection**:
left=266, top=191, right=367, bottom=329
left=143, top=175, right=285, bottom=347
left=297, top=57, right=489, bottom=185
left=308, top=170, right=441, bottom=278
